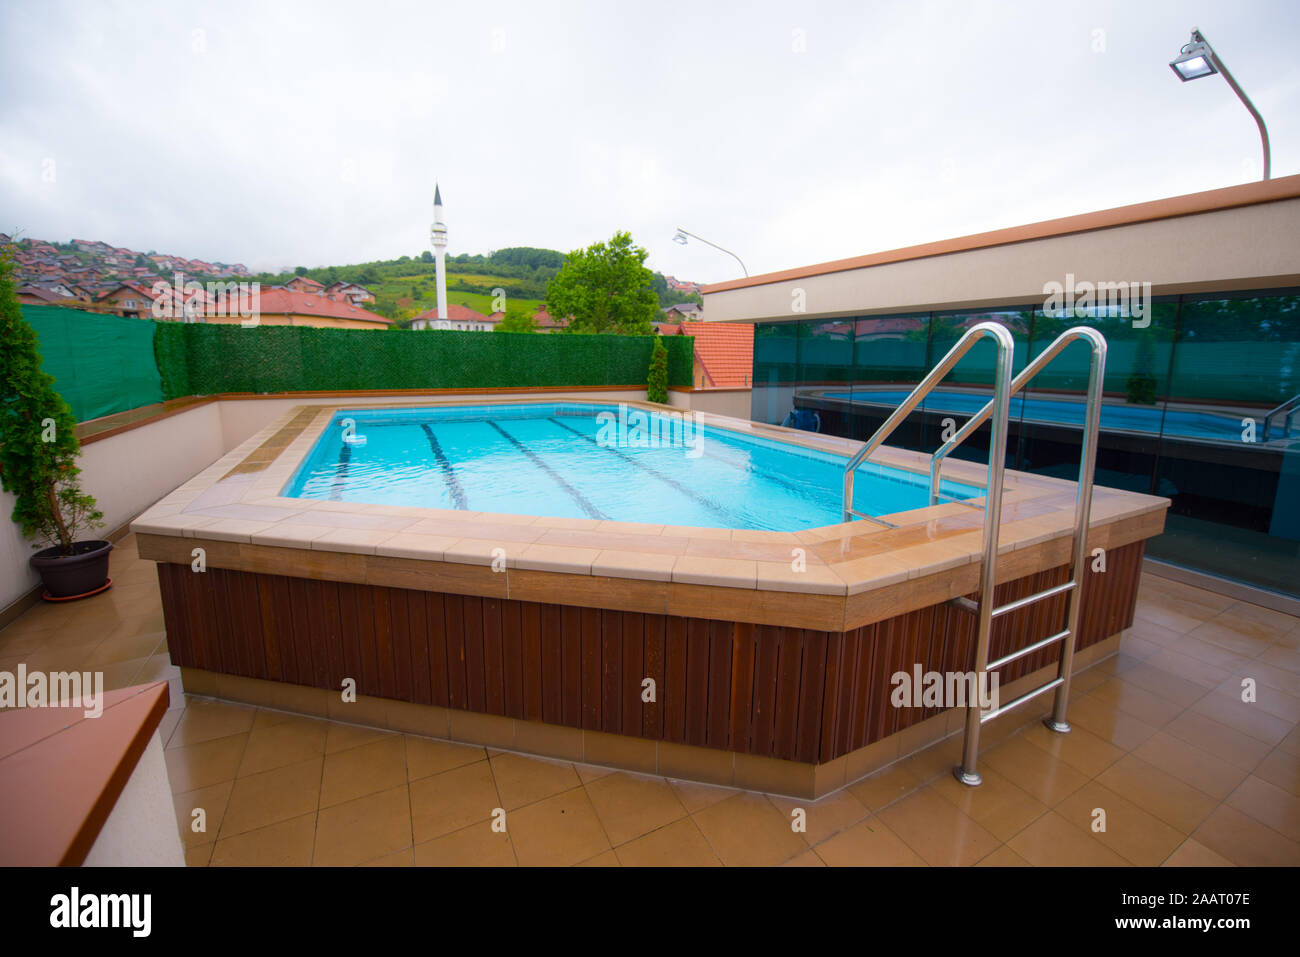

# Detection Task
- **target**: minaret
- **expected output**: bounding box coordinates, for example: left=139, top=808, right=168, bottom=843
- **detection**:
left=430, top=184, right=448, bottom=322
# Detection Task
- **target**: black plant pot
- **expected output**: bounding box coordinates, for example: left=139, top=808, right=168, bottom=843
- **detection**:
left=30, top=540, right=114, bottom=600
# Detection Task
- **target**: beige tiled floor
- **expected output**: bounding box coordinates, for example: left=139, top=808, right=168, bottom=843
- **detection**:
left=2, top=534, right=1298, bottom=866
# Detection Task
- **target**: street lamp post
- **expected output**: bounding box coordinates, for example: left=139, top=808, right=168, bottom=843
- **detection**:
left=672, top=227, right=748, bottom=277
left=1170, top=28, right=1271, bottom=180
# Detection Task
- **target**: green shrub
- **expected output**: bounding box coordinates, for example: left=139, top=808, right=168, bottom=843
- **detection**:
left=0, top=251, right=103, bottom=551
left=647, top=336, right=668, bottom=404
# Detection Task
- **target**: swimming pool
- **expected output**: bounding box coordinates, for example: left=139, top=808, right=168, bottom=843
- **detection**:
left=283, top=403, right=980, bottom=530
left=814, top=389, right=1255, bottom=441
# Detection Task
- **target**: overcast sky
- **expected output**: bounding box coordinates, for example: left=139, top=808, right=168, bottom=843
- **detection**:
left=2, top=0, right=1296, bottom=282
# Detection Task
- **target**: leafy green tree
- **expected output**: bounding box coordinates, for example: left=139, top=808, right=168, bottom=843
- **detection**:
left=647, top=336, right=669, bottom=403
left=497, top=308, right=537, bottom=333
left=0, top=250, right=102, bottom=552
left=545, top=231, right=658, bottom=335
left=294, top=265, right=308, bottom=276
left=421, top=250, right=433, bottom=263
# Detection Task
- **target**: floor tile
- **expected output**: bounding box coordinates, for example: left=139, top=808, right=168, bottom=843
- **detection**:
left=409, top=760, right=500, bottom=843
left=614, top=818, right=721, bottom=866
left=319, top=735, right=406, bottom=807
left=691, top=792, right=809, bottom=866
left=413, top=822, right=516, bottom=866
left=314, top=785, right=412, bottom=867
left=813, top=818, right=926, bottom=866
left=585, top=772, right=688, bottom=846
left=507, top=788, right=610, bottom=866
left=211, top=812, right=316, bottom=866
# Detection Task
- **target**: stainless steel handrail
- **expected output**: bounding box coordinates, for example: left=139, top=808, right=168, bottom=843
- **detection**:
left=841, top=322, right=1016, bottom=522
left=946, top=327, right=1107, bottom=786
left=1262, top=393, right=1300, bottom=442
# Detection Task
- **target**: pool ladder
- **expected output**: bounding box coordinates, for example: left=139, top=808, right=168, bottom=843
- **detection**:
left=840, top=322, right=1107, bottom=787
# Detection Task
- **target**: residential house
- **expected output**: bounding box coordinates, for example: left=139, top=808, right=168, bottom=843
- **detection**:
left=285, top=276, right=325, bottom=294
left=663, top=302, right=704, bottom=321
left=324, top=281, right=375, bottom=306
left=231, top=288, right=391, bottom=329
left=665, top=320, right=755, bottom=389
left=409, top=303, right=496, bottom=331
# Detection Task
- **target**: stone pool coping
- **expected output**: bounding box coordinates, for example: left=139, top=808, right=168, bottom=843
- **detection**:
left=132, top=398, right=1169, bottom=631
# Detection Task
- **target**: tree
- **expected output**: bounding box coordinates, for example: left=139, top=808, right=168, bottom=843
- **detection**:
left=647, top=336, right=668, bottom=403
left=0, top=250, right=102, bottom=552
left=545, top=231, right=658, bottom=335
left=421, top=250, right=433, bottom=263
left=294, top=266, right=308, bottom=276
left=497, top=308, right=537, bottom=333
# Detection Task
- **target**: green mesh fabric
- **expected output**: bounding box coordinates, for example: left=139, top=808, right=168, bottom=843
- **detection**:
left=21, top=305, right=164, bottom=422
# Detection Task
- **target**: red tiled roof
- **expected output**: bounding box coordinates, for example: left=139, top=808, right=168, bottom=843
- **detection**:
left=532, top=308, right=570, bottom=330
left=411, top=303, right=491, bottom=322
left=255, top=288, right=391, bottom=324
left=287, top=276, right=324, bottom=289
left=676, top=321, right=754, bottom=389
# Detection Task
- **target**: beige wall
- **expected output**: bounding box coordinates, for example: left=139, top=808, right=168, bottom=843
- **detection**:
left=703, top=197, right=1300, bottom=323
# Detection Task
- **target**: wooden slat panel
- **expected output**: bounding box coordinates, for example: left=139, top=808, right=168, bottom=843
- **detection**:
left=338, top=583, right=362, bottom=692
left=541, top=604, right=565, bottom=725
left=388, top=588, right=413, bottom=702
left=287, top=577, right=315, bottom=687
left=729, top=622, right=755, bottom=755
left=642, top=613, right=666, bottom=740
left=501, top=600, right=524, bottom=720
left=520, top=602, right=543, bottom=722
left=152, top=535, right=1147, bottom=764
left=482, top=598, right=505, bottom=717
left=407, top=589, right=431, bottom=706
left=819, top=631, right=844, bottom=764
left=578, top=607, right=601, bottom=731
left=663, top=617, right=688, bottom=744
left=463, top=597, right=486, bottom=713
left=795, top=630, right=827, bottom=763
left=601, top=610, right=623, bottom=735
left=426, top=593, right=449, bottom=707
left=684, top=619, right=710, bottom=747
left=559, top=604, right=582, bottom=729
left=772, top=628, right=802, bottom=759
left=355, top=584, right=378, bottom=697
left=750, top=624, right=780, bottom=757
left=372, top=585, right=397, bottom=700
left=444, top=595, right=467, bottom=710
left=706, top=621, right=733, bottom=750
left=320, top=580, right=346, bottom=693
left=620, top=612, right=644, bottom=739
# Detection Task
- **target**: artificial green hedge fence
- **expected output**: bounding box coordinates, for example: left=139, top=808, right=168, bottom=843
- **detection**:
left=154, top=324, right=694, bottom=400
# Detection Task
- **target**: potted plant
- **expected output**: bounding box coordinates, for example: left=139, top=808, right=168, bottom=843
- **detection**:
left=0, top=248, right=110, bottom=599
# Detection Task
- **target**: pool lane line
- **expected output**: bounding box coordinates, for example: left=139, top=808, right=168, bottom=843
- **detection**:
left=328, top=438, right=353, bottom=502
left=420, top=423, right=469, bottom=510
left=487, top=420, right=608, bottom=521
left=546, top=417, right=743, bottom=526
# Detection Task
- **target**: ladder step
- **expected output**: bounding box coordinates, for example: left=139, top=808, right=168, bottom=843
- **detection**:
left=991, top=581, right=1076, bottom=619
left=978, top=676, right=1065, bottom=725
left=986, top=629, right=1071, bottom=671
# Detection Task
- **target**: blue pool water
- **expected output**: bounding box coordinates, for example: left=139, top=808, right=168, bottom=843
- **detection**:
left=283, top=404, right=981, bottom=531
left=816, top=390, right=1256, bottom=441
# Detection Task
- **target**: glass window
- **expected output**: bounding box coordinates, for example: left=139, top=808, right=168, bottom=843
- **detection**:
left=1149, top=291, right=1300, bottom=595
left=750, top=321, right=800, bottom=424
